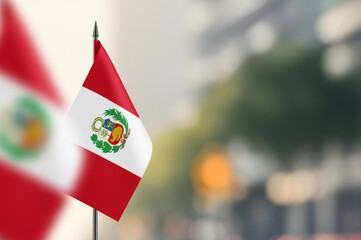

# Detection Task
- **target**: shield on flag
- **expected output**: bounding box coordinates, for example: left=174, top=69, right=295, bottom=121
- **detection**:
left=100, top=118, right=124, bottom=145
left=92, top=114, right=125, bottom=147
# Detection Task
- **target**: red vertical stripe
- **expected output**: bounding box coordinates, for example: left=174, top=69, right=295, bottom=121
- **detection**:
left=0, top=161, right=62, bottom=240
left=0, top=2, right=62, bottom=107
left=70, top=148, right=141, bottom=220
left=82, top=42, right=139, bottom=118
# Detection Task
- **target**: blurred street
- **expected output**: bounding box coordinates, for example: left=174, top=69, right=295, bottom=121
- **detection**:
left=5, top=0, right=361, bottom=239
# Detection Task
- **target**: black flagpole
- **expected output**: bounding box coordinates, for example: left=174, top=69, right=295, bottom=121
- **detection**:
left=92, top=21, right=99, bottom=240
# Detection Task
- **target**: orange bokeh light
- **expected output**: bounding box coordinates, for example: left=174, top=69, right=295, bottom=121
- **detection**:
left=199, top=154, right=232, bottom=191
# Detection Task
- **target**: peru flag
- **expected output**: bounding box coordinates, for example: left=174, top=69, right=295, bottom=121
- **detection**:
left=0, top=1, right=65, bottom=240
left=67, top=40, right=152, bottom=220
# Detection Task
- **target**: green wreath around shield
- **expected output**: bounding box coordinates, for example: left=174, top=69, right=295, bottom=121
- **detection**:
left=90, top=108, right=130, bottom=153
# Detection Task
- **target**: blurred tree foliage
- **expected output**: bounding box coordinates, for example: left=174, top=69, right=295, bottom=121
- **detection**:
left=126, top=42, right=361, bottom=231
left=200, top=43, right=361, bottom=162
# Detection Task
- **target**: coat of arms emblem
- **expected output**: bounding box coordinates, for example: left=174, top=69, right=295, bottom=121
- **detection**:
left=0, top=96, right=49, bottom=161
left=91, top=109, right=130, bottom=153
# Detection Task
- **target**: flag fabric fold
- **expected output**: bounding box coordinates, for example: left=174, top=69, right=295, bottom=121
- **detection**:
left=67, top=40, right=152, bottom=220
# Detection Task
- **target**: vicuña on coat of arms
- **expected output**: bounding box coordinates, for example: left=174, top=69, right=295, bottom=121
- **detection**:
left=91, top=109, right=130, bottom=153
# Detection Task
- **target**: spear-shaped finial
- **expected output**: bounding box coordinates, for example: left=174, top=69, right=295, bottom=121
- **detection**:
left=93, top=21, right=99, bottom=41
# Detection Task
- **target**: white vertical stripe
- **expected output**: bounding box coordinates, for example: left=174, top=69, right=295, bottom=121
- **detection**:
left=0, top=73, right=82, bottom=192
left=67, top=87, right=152, bottom=177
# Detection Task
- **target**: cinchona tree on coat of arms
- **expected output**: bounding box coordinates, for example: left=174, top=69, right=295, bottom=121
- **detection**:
left=91, top=108, right=131, bottom=153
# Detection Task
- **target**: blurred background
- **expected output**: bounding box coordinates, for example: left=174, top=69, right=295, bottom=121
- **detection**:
left=5, top=0, right=361, bottom=239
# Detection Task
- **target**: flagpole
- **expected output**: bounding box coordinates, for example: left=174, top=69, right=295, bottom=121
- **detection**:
left=92, top=21, right=99, bottom=240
